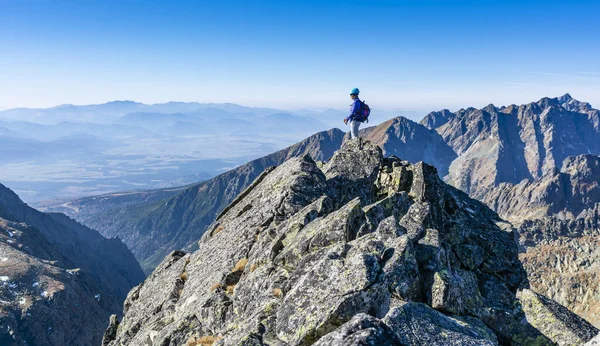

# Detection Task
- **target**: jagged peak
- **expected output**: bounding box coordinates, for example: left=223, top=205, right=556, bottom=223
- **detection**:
left=558, top=93, right=573, bottom=103
left=534, top=93, right=591, bottom=112
left=420, top=109, right=454, bottom=129
left=483, top=103, right=497, bottom=113
left=420, top=94, right=595, bottom=125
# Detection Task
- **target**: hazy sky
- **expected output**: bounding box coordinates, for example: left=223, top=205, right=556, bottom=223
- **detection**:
left=1, top=0, right=599, bottom=112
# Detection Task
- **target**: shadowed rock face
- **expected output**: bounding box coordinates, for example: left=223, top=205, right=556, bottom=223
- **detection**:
left=0, top=219, right=107, bottom=346
left=0, top=184, right=145, bottom=345
left=104, top=140, right=597, bottom=346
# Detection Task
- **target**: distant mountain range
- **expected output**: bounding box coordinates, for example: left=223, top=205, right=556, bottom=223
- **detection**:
left=0, top=101, right=281, bottom=125
left=0, top=101, right=358, bottom=203
left=0, top=183, right=145, bottom=345
left=485, top=154, right=600, bottom=224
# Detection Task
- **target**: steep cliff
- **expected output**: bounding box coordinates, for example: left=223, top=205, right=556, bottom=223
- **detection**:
left=0, top=183, right=145, bottom=345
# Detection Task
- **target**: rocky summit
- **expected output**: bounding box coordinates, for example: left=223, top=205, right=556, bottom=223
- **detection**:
left=104, top=139, right=597, bottom=346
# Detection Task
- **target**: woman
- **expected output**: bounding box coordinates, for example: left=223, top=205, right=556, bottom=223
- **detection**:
left=343, top=88, right=362, bottom=139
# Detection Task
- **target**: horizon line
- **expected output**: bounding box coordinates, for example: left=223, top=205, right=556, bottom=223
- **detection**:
left=0, top=92, right=581, bottom=114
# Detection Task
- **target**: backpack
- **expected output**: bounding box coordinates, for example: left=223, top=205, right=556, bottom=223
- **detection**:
left=354, top=101, right=371, bottom=123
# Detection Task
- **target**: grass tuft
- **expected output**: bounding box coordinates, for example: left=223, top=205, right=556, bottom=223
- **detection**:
left=187, top=335, right=222, bottom=346
left=212, top=225, right=224, bottom=236
left=232, top=258, right=248, bottom=272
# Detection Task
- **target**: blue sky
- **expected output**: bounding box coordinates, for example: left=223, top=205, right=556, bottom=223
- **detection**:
left=1, top=0, right=599, bottom=112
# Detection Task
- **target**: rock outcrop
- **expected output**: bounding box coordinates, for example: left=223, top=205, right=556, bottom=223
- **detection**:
left=0, top=183, right=145, bottom=345
left=105, top=140, right=597, bottom=346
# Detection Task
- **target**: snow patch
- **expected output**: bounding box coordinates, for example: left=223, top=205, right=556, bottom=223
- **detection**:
left=40, top=291, right=48, bottom=298
left=0, top=276, right=9, bottom=282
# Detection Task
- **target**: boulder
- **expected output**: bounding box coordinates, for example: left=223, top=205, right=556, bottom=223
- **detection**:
left=383, top=302, right=498, bottom=345
left=517, top=289, right=598, bottom=345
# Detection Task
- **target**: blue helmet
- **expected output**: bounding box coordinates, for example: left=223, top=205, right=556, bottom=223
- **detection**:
left=350, top=88, right=360, bottom=95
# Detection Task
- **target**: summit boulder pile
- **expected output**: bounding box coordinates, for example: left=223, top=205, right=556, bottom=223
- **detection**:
left=104, top=139, right=598, bottom=346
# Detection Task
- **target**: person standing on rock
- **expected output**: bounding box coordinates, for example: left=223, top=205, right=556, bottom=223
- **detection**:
left=344, top=88, right=365, bottom=139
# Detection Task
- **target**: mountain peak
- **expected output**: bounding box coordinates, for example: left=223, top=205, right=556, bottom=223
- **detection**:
left=558, top=93, right=573, bottom=103
left=483, top=103, right=497, bottom=113
left=105, top=100, right=139, bottom=105
left=420, top=109, right=454, bottom=129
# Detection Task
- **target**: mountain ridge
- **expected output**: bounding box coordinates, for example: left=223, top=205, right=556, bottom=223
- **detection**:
left=421, top=94, right=600, bottom=199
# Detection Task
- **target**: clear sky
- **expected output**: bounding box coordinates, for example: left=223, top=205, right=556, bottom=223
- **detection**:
left=1, top=0, right=599, bottom=112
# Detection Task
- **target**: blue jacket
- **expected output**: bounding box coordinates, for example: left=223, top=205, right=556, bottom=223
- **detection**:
left=345, top=98, right=362, bottom=122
